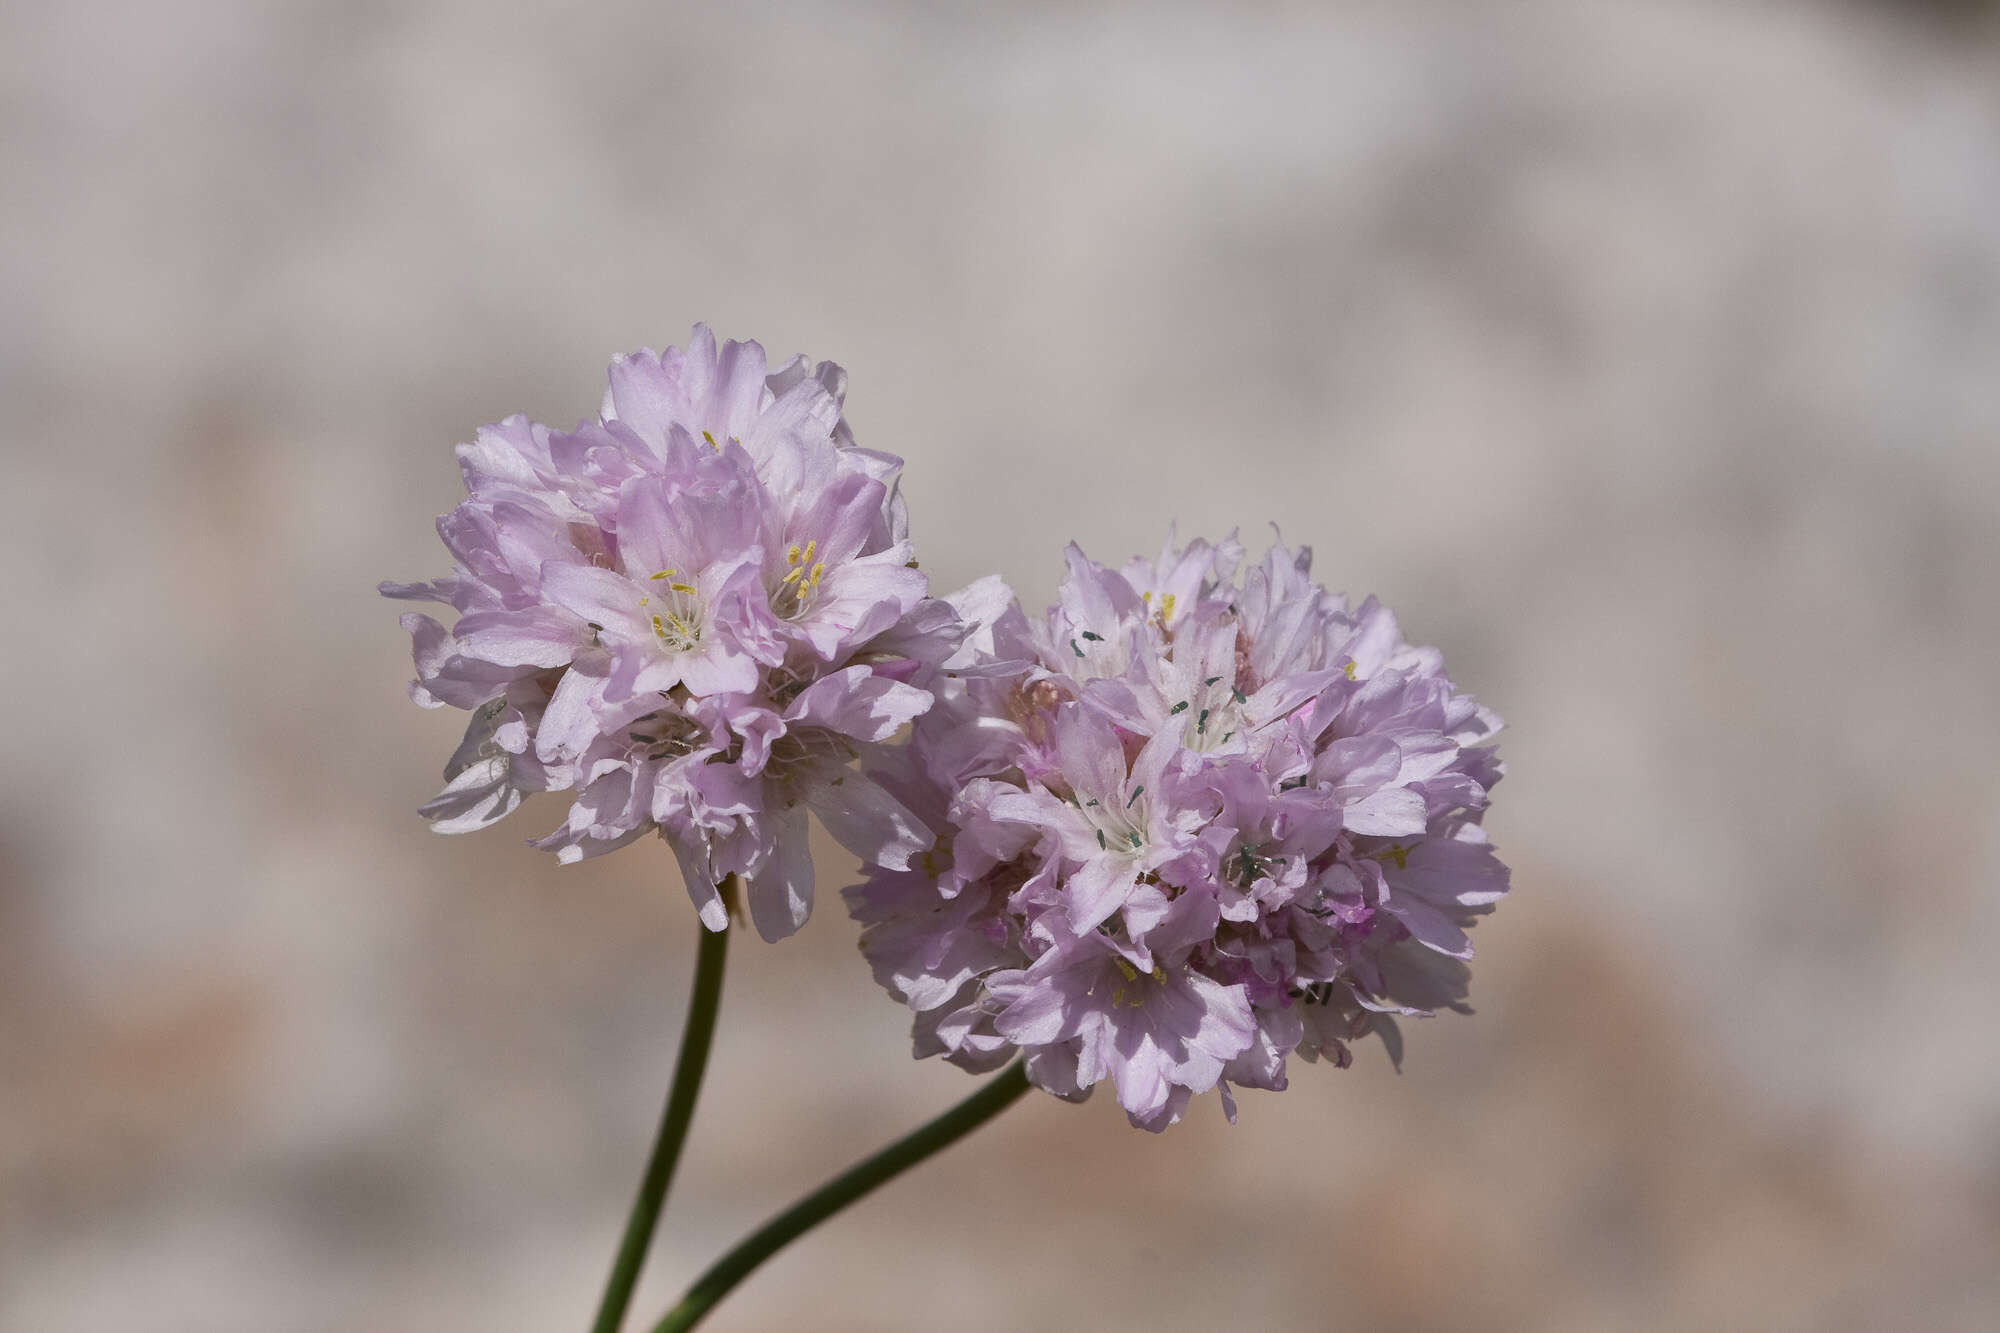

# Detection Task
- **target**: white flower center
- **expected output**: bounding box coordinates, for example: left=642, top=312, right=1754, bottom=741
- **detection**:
left=642, top=568, right=705, bottom=652
left=1169, top=675, right=1246, bottom=753
left=1077, top=781, right=1150, bottom=856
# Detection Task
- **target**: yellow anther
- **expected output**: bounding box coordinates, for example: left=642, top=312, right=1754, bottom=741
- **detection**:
left=1344, top=660, right=1357, bottom=680
left=652, top=611, right=699, bottom=646
left=810, top=561, right=824, bottom=580
left=1159, top=593, right=1177, bottom=623
left=702, top=430, right=720, bottom=451
left=1113, top=957, right=1139, bottom=983
left=802, top=539, right=816, bottom=561
left=639, top=595, right=649, bottom=606
left=780, top=565, right=806, bottom=585
left=1151, top=963, right=1166, bottom=983
left=670, top=582, right=697, bottom=595
left=1383, top=844, right=1410, bottom=870
left=649, top=569, right=675, bottom=581
left=787, top=544, right=802, bottom=565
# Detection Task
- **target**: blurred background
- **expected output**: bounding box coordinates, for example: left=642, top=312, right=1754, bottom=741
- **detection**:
left=6, top=0, right=2000, bottom=1328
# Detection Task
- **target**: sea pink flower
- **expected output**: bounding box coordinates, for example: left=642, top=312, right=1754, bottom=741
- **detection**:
left=846, top=535, right=1508, bottom=1128
left=386, top=326, right=962, bottom=940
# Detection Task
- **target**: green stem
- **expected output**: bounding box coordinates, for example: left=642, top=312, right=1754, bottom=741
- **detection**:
left=589, top=915, right=732, bottom=1333
left=645, top=1061, right=1032, bottom=1333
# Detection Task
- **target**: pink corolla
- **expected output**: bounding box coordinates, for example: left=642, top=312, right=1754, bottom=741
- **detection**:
left=385, top=326, right=961, bottom=940
left=845, top=536, right=1508, bottom=1129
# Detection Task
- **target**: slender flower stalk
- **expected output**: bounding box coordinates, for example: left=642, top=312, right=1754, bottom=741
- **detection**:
left=384, top=326, right=1516, bottom=1328
left=646, top=1062, right=1031, bottom=1333
left=591, top=916, right=732, bottom=1333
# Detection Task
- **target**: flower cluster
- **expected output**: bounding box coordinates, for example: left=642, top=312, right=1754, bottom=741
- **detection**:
left=384, top=326, right=963, bottom=940
left=846, top=535, right=1508, bottom=1129
left=384, top=325, right=1514, bottom=1134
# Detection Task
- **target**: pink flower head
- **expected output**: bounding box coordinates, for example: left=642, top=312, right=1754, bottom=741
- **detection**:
left=386, top=326, right=961, bottom=940
left=846, top=534, right=1508, bottom=1129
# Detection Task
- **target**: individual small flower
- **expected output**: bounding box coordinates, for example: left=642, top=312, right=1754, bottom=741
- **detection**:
left=385, top=325, right=962, bottom=940
left=846, top=534, right=1508, bottom=1129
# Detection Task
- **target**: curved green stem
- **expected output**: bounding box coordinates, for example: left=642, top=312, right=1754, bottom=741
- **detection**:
left=646, top=1061, right=1031, bottom=1333
left=589, top=916, right=732, bottom=1333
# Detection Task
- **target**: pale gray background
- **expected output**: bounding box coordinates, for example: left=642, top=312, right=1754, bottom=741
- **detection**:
left=5, top=1, right=1999, bottom=1329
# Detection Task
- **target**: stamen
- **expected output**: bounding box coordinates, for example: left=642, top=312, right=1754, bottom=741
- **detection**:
left=778, top=545, right=826, bottom=610
left=651, top=607, right=701, bottom=651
